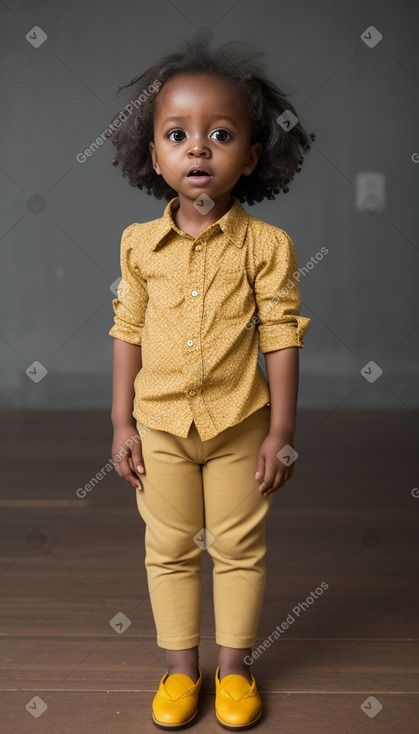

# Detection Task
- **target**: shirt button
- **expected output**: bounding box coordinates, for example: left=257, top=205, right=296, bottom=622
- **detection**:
left=195, top=245, right=201, bottom=251
left=187, top=339, right=194, bottom=346
left=191, top=290, right=198, bottom=297
left=188, top=389, right=196, bottom=396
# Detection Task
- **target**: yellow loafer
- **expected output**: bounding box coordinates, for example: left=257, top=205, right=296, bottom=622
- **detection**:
left=215, top=665, right=262, bottom=730
left=151, top=666, right=203, bottom=729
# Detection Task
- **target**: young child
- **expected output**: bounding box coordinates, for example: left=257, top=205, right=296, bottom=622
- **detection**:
left=108, top=37, right=314, bottom=730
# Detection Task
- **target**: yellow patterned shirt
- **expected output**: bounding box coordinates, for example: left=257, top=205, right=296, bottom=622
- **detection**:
left=109, top=195, right=310, bottom=440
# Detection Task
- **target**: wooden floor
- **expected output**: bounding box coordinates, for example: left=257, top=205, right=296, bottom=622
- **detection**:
left=1, top=409, right=418, bottom=733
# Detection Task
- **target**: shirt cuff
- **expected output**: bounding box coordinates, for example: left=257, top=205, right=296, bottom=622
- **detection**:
left=258, top=316, right=311, bottom=353
left=108, top=323, right=143, bottom=346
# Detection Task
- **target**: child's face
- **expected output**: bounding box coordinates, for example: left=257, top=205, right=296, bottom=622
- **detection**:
left=149, top=73, right=262, bottom=202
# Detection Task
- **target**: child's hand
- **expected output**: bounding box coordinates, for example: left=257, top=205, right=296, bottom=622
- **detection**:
left=255, top=432, right=296, bottom=497
left=112, top=425, right=145, bottom=490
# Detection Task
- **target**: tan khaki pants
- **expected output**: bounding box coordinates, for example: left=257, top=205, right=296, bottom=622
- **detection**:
left=135, top=405, right=273, bottom=650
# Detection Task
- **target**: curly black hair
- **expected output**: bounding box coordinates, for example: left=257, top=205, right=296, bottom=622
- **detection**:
left=107, top=36, right=316, bottom=206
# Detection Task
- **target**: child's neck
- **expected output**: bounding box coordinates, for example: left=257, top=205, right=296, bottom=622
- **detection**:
left=173, top=193, right=234, bottom=239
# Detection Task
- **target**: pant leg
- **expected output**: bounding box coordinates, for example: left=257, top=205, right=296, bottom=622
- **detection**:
left=135, top=420, right=205, bottom=650
left=201, top=405, right=273, bottom=648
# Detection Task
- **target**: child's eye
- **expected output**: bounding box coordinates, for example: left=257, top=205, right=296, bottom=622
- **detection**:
left=211, top=129, right=232, bottom=142
left=167, top=129, right=186, bottom=142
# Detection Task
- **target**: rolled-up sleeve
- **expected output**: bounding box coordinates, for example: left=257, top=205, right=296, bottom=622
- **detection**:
left=254, top=229, right=311, bottom=352
left=108, top=225, right=148, bottom=346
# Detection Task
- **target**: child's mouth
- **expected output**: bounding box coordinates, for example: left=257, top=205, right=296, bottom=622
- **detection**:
left=187, top=170, right=213, bottom=184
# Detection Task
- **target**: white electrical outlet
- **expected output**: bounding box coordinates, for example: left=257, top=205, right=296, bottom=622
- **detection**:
left=355, top=172, right=386, bottom=213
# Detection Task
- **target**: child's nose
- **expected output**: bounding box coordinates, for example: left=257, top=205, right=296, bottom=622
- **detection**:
left=187, top=137, right=210, bottom=156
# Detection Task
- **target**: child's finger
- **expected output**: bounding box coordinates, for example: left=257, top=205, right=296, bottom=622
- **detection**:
left=255, top=457, right=265, bottom=482
left=261, top=468, right=283, bottom=496
left=128, top=454, right=145, bottom=477
left=131, top=448, right=145, bottom=474
left=117, top=459, right=142, bottom=490
left=258, top=463, right=282, bottom=494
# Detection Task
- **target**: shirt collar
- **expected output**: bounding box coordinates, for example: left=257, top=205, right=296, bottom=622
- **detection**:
left=150, top=196, right=249, bottom=251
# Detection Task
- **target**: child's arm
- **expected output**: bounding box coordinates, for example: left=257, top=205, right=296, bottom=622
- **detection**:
left=111, top=338, right=145, bottom=490
left=254, top=347, right=299, bottom=498
left=264, top=347, right=299, bottom=436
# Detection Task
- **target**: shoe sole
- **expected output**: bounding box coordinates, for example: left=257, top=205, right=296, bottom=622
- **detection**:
left=215, top=705, right=262, bottom=730
left=152, top=705, right=198, bottom=730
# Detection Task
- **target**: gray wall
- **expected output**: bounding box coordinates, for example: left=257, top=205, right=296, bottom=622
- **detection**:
left=1, top=0, right=418, bottom=412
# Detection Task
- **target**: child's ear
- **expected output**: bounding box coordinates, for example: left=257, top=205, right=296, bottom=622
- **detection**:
left=149, top=141, right=161, bottom=175
left=243, top=142, right=262, bottom=176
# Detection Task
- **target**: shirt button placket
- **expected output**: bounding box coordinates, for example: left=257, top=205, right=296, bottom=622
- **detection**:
left=186, top=236, right=204, bottom=404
